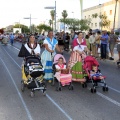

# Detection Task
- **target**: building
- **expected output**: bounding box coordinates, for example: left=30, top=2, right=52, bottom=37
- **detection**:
left=83, top=0, right=120, bottom=31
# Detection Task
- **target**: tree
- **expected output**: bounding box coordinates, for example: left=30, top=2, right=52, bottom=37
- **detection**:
left=59, top=18, right=90, bottom=32
left=113, top=0, right=118, bottom=29
left=99, top=14, right=110, bottom=29
left=14, top=24, right=30, bottom=33
left=50, top=10, right=55, bottom=29
left=62, top=10, right=68, bottom=32
left=37, top=24, right=52, bottom=33
left=49, top=19, right=52, bottom=27
left=92, top=13, right=98, bottom=18
left=31, top=24, right=37, bottom=33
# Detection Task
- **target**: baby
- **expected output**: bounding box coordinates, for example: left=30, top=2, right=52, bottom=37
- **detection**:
left=55, top=57, right=72, bottom=86
left=90, top=66, right=103, bottom=79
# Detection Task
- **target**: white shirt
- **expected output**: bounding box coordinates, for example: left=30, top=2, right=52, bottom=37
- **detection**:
left=55, top=64, right=66, bottom=70
left=24, top=43, right=41, bottom=54
left=73, top=38, right=86, bottom=52
left=89, top=35, right=96, bottom=44
left=118, top=37, right=120, bottom=44
left=43, top=38, right=58, bottom=50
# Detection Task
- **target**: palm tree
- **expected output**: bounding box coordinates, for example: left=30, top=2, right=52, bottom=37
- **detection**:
left=49, top=19, right=52, bottom=27
left=62, top=10, right=68, bottom=32
left=50, top=10, right=55, bottom=29
left=113, top=0, right=118, bottom=30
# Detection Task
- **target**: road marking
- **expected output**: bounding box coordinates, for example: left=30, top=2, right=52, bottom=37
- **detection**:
left=108, top=86, right=120, bottom=94
left=8, top=44, right=20, bottom=51
left=0, top=58, right=33, bottom=120
left=97, top=92, right=120, bottom=107
left=3, top=47, right=73, bottom=120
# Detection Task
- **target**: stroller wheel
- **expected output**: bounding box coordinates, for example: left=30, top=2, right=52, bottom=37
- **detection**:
left=82, top=83, right=87, bottom=88
left=21, top=81, right=25, bottom=92
left=30, top=91, right=35, bottom=97
left=102, top=86, right=109, bottom=92
left=91, top=88, right=96, bottom=93
left=68, top=85, right=74, bottom=90
left=43, top=90, right=46, bottom=96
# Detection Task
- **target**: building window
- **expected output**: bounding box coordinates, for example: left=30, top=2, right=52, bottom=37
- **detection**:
left=88, top=15, right=90, bottom=18
left=95, top=23, right=97, bottom=27
left=104, top=11, right=106, bottom=15
left=85, top=16, right=86, bottom=19
left=110, top=10, right=112, bottom=15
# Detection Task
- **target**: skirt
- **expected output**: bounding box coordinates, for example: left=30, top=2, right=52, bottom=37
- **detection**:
left=55, top=72, right=72, bottom=86
left=41, top=50, right=55, bottom=80
left=71, top=61, right=86, bottom=82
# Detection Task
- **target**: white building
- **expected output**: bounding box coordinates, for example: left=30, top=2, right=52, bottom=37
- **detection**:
left=83, top=0, right=120, bottom=31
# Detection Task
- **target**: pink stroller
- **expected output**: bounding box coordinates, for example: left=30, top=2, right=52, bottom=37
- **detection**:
left=83, top=56, right=108, bottom=93
left=53, top=54, right=73, bottom=91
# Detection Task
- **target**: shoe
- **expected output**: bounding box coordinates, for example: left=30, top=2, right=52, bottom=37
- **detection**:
left=109, top=57, right=114, bottom=60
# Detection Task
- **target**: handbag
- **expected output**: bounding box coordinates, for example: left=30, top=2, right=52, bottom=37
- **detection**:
left=61, top=68, right=69, bottom=74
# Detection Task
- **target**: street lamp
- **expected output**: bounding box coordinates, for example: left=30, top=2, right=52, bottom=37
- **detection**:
left=24, top=14, right=37, bottom=33
left=44, top=1, right=56, bottom=34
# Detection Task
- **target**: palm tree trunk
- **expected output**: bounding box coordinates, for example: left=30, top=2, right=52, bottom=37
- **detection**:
left=113, top=0, right=118, bottom=30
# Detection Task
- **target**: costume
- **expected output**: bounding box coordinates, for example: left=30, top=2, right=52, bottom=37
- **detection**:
left=68, top=38, right=87, bottom=82
left=54, top=64, right=72, bottom=86
left=41, top=37, right=58, bottom=80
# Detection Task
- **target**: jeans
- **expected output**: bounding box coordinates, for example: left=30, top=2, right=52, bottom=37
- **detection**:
left=101, top=43, right=107, bottom=59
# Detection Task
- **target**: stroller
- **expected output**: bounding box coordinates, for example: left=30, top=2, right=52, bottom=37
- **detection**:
left=83, top=56, right=108, bottom=93
left=53, top=54, right=73, bottom=91
left=21, top=56, right=46, bottom=97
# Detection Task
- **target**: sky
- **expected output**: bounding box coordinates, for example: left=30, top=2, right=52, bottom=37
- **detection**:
left=0, top=0, right=111, bottom=28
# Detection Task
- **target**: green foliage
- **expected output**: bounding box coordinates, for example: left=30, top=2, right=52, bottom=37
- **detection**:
left=49, top=19, right=53, bottom=27
left=59, top=18, right=90, bottom=31
left=115, top=32, right=119, bottom=35
left=50, top=10, right=55, bottom=29
left=99, top=14, right=110, bottom=28
left=37, top=24, right=52, bottom=33
left=62, top=10, right=68, bottom=19
left=14, top=24, right=30, bottom=33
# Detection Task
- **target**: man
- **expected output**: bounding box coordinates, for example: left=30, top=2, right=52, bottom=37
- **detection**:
left=9, top=33, right=14, bottom=45
left=109, top=30, right=117, bottom=60
left=117, top=35, right=120, bottom=62
left=100, top=30, right=109, bottom=60
left=89, top=32, right=96, bottom=56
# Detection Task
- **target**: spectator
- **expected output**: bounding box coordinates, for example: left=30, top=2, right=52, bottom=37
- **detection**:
left=89, top=32, right=96, bottom=56
left=85, top=35, right=90, bottom=50
left=100, top=30, right=109, bottom=60
left=95, top=31, right=101, bottom=57
left=109, top=30, right=117, bottom=60
left=117, top=35, right=120, bottom=62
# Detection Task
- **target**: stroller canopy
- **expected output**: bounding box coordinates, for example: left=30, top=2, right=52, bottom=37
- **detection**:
left=53, top=54, right=66, bottom=64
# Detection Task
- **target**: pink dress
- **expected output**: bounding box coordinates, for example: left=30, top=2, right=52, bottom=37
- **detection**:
left=54, top=64, right=72, bottom=86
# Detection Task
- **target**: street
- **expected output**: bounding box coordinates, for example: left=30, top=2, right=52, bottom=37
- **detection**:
left=0, top=42, right=120, bottom=120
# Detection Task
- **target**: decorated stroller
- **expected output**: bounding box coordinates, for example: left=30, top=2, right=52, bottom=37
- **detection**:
left=53, top=54, right=74, bottom=91
left=83, top=56, right=108, bottom=93
left=21, top=56, right=46, bottom=97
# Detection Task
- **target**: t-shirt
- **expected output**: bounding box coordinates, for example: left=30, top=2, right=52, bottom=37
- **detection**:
left=55, top=64, right=66, bottom=70
left=109, top=34, right=117, bottom=44
left=101, top=34, right=109, bottom=44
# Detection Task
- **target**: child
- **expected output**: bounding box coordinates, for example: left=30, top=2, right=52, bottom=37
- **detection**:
left=90, top=65, right=103, bottom=79
left=54, top=57, right=72, bottom=86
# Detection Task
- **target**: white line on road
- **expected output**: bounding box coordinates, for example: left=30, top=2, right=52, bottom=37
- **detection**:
left=3, top=47, right=73, bottom=120
left=0, top=58, right=33, bottom=120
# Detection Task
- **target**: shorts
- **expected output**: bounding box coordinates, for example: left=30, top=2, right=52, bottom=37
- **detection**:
left=109, top=43, right=115, bottom=51
left=117, top=44, right=120, bottom=52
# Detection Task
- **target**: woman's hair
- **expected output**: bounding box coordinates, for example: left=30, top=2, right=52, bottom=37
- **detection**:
left=85, top=35, right=89, bottom=39
left=77, top=32, right=82, bottom=35
left=97, top=31, right=101, bottom=34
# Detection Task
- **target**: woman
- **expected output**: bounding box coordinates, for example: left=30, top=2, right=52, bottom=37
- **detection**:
left=68, top=32, right=89, bottom=83
left=18, top=34, right=41, bottom=82
left=64, top=32, right=70, bottom=51
left=41, top=31, right=62, bottom=82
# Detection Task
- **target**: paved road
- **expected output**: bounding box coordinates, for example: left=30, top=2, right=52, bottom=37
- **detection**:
left=0, top=42, right=120, bottom=120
